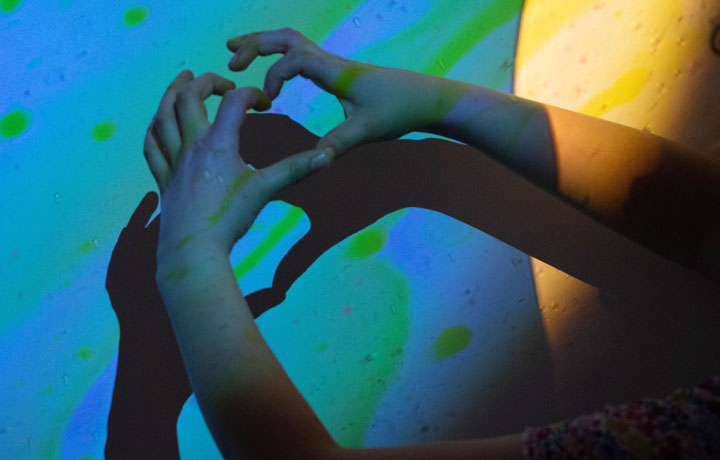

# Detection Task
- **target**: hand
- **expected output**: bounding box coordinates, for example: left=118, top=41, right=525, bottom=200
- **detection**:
left=226, top=28, right=465, bottom=156
left=143, top=70, right=335, bottom=262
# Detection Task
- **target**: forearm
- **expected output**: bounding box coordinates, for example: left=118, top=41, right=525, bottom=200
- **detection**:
left=156, top=244, right=338, bottom=460
left=421, top=80, right=720, bottom=278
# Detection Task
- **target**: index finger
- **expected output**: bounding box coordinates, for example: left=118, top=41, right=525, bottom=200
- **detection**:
left=226, top=27, right=310, bottom=71
left=174, top=72, right=236, bottom=147
left=209, top=87, right=271, bottom=151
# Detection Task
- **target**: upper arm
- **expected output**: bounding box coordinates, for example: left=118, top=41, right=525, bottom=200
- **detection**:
left=331, top=432, right=525, bottom=460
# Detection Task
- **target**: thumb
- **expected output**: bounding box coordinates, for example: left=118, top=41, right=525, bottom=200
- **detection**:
left=259, top=147, right=335, bottom=193
left=316, top=117, right=366, bottom=156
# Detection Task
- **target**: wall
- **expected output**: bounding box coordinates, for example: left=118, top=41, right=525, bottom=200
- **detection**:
left=1, top=1, right=718, bottom=458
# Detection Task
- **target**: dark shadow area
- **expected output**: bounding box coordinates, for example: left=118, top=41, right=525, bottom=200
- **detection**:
left=105, top=113, right=558, bottom=457
left=105, top=192, right=191, bottom=460
left=104, top=113, right=720, bottom=457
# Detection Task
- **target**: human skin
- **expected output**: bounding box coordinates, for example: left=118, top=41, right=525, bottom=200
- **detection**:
left=145, top=70, right=340, bottom=459
left=227, top=27, right=720, bottom=283
left=140, top=26, right=720, bottom=460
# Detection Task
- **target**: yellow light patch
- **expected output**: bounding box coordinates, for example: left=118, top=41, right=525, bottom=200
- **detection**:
left=516, top=0, right=699, bottom=139
left=578, top=68, right=649, bottom=117
left=516, top=0, right=598, bottom=70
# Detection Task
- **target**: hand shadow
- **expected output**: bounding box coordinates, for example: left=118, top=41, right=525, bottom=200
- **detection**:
left=105, top=113, right=560, bottom=458
left=105, top=191, right=191, bottom=460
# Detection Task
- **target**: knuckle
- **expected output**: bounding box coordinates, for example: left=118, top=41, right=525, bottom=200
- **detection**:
left=332, top=132, right=348, bottom=148
left=226, top=87, right=250, bottom=101
left=289, top=160, right=304, bottom=181
left=290, top=47, right=311, bottom=60
left=200, top=71, right=218, bottom=82
left=175, top=88, right=192, bottom=104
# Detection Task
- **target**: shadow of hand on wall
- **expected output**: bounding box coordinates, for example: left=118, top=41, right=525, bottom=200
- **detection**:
left=105, top=113, right=558, bottom=457
left=105, top=192, right=191, bottom=460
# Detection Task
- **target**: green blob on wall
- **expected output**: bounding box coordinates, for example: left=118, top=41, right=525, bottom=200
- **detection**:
left=78, top=239, right=97, bottom=254
left=433, top=325, right=473, bottom=361
left=123, top=5, right=149, bottom=26
left=76, top=346, right=94, bottom=360
left=345, top=227, right=388, bottom=259
left=92, top=120, right=117, bottom=142
left=0, top=0, right=22, bottom=13
left=0, top=109, right=31, bottom=139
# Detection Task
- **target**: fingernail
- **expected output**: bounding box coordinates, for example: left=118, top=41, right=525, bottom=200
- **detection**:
left=322, top=147, right=336, bottom=164
left=310, top=152, right=330, bottom=170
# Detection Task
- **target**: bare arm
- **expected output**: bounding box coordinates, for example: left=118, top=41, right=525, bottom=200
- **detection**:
left=227, top=28, right=720, bottom=283
left=424, top=82, right=720, bottom=280
left=156, top=246, right=339, bottom=460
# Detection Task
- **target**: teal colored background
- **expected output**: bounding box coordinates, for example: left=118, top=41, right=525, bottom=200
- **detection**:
left=0, top=1, right=538, bottom=458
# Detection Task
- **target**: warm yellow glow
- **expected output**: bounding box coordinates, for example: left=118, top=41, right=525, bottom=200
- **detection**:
left=516, top=0, right=700, bottom=134
left=544, top=104, right=663, bottom=225
left=514, top=0, right=719, bottom=374
left=530, top=258, right=600, bottom=341
left=529, top=258, right=615, bottom=398
left=515, top=0, right=599, bottom=70
left=578, top=68, right=649, bottom=118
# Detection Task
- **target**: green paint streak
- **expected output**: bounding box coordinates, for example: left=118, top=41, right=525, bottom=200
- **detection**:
left=316, top=342, right=329, bottom=353
left=43, top=317, right=118, bottom=458
left=77, top=456, right=92, bottom=460
left=421, top=0, right=523, bottom=77
left=92, top=120, right=117, bottom=142
left=344, top=227, right=388, bottom=259
left=164, top=264, right=191, bottom=282
left=330, top=64, right=374, bottom=99
left=243, top=329, right=262, bottom=344
left=433, top=325, right=473, bottom=361
left=233, top=205, right=305, bottom=280
left=77, top=346, right=94, bottom=360
left=178, top=234, right=194, bottom=248
left=78, top=240, right=96, bottom=254
left=209, top=169, right=256, bottom=224
left=43, top=386, right=55, bottom=395
left=0, top=109, right=31, bottom=138
left=317, top=262, right=412, bottom=447
left=295, top=0, right=365, bottom=44
left=123, top=5, right=148, bottom=26
left=430, top=82, right=471, bottom=127
left=0, top=0, right=21, bottom=13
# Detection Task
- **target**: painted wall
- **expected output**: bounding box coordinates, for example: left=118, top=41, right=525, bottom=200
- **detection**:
left=1, top=1, right=718, bottom=459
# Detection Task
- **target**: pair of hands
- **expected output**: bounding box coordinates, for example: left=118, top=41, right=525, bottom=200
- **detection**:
left=144, top=27, right=443, bottom=262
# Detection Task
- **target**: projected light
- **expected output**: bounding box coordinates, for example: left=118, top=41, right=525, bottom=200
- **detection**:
left=2, top=0, right=717, bottom=458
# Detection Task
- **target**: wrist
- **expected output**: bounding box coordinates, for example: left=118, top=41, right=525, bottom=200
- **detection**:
left=416, top=74, right=473, bottom=136
left=156, top=238, right=229, bottom=286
